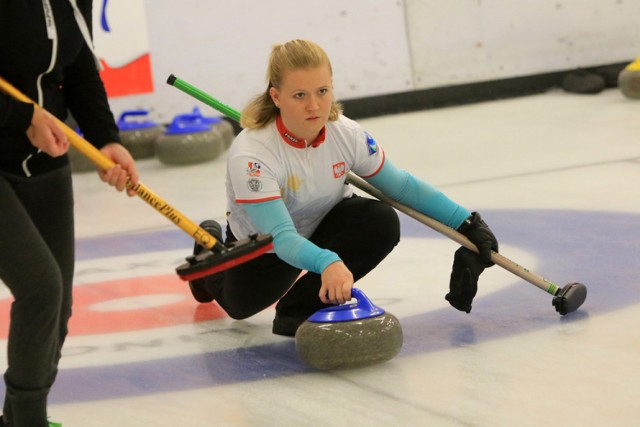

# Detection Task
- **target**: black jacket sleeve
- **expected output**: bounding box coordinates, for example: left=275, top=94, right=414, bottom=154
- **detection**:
left=0, top=92, right=34, bottom=132
left=61, top=0, right=120, bottom=148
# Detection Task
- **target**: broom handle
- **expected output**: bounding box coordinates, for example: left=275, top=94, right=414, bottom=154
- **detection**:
left=346, top=174, right=561, bottom=295
left=167, top=74, right=241, bottom=122
left=167, top=74, right=563, bottom=295
left=0, top=75, right=220, bottom=250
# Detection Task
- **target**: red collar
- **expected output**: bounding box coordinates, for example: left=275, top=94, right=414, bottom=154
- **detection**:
left=276, top=115, right=326, bottom=148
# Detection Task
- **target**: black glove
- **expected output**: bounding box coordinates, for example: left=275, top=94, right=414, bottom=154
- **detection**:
left=456, top=211, right=498, bottom=266
left=445, top=212, right=498, bottom=313
left=446, top=248, right=485, bottom=313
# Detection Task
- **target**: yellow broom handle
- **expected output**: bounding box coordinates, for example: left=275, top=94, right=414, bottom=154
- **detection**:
left=0, top=75, right=219, bottom=250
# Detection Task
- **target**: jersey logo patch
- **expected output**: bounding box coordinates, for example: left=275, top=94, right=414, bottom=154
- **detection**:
left=246, top=162, right=261, bottom=177
left=286, top=175, right=303, bottom=192
left=365, top=132, right=378, bottom=156
left=333, top=162, right=346, bottom=178
left=247, top=178, right=262, bottom=192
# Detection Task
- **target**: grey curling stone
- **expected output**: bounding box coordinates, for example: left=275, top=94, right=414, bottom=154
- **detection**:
left=218, top=119, right=235, bottom=149
left=295, top=288, right=403, bottom=370
left=619, top=59, right=640, bottom=99
left=118, top=110, right=164, bottom=159
left=155, top=111, right=225, bottom=165
left=189, top=107, right=235, bottom=148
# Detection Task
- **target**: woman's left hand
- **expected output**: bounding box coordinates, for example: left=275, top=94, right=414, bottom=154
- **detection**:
left=98, top=143, right=139, bottom=197
left=319, top=261, right=354, bottom=305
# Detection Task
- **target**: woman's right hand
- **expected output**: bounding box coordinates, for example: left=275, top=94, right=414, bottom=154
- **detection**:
left=319, top=261, right=354, bottom=305
left=26, top=107, right=69, bottom=157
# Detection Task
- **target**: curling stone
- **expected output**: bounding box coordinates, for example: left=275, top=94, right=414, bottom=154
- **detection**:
left=155, top=111, right=225, bottom=166
left=117, top=110, right=164, bottom=159
left=218, top=119, right=235, bottom=148
left=618, top=58, right=640, bottom=99
left=190, top=107, right=235, bottom=148
left=561, top=69, right=605, bottom=94
left=295, top=288, right=403, bottom=370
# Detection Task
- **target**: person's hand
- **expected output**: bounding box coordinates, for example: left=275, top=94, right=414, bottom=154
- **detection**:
left=98, top=143, right=139, bottom=197
left=319, top=261, right=354, bottom=305
left=26, top=107, right=69, bottom=157
left=457, top=211, right=498, bottom=265
left=446, top=247, right=486, bottom=313
left=445, top=212, right=498, bottom=313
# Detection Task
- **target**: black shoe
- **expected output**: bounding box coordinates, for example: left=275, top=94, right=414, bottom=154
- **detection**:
left=193, top=220, right=223, bottom=256
left=272, top=313, right=308, bottom=337
left=188, top=220, right=223, bottom=303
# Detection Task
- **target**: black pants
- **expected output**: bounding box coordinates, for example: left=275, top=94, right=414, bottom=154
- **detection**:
left=202, top=196, right=400, bottom=322
left=0, top=167, right=74, bottom=427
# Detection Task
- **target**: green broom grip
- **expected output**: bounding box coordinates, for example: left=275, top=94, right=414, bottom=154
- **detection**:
left=166, top=74, right=241, bottom=122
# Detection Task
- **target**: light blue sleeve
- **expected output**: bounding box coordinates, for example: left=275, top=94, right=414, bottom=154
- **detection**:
left=243, top=199, right=341, bottom=274
left=364, top=158, right=471, bottom=229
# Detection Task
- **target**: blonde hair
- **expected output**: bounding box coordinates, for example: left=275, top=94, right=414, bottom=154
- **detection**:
left=240, top=39, right=343, bottom=129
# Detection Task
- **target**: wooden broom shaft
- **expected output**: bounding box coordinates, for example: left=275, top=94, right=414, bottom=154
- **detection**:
left=0, top=75, right=219, bottom=250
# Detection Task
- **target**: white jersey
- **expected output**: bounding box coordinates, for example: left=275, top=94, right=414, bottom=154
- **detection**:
left=226, top=115, right=384, bottom=239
